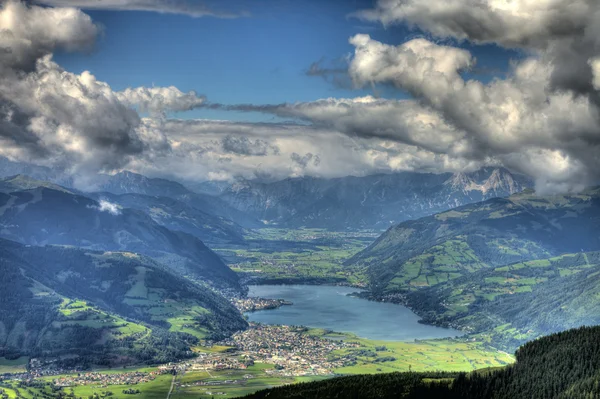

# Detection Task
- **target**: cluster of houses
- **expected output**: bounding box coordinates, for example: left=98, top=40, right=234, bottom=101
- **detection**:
left=218, top=324, right=359, bottom=376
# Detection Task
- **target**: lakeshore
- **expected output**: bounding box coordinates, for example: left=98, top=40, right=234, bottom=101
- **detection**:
left=244, top=285, right=462, bottom=341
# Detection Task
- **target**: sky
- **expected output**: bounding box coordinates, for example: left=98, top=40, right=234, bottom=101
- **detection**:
left=53, top=0, right=517, bottom=121
left=1, top=0, right=600, bottom=192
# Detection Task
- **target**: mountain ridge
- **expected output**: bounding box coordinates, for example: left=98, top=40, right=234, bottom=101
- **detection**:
left=0, top=186, right=242, bottom=292
left=211, top=167, right=532, bottom=229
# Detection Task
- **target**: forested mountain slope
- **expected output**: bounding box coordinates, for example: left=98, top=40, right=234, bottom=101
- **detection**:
left=0, top=187, right=241, bottom=291
left=407, top=251, right=600, bottom=349
left=0, top=239, right=246, bottom=365
left=89, top=192, right=246, bottom=245
left=349, top=188, right=600, bottom=293
left=95, top=171, right=260, bottom=228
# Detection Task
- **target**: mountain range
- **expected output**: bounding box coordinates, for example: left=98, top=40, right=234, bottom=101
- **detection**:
left=0, top=158, right=531, bottom=231
left=203, top=167, right=531, bottom=229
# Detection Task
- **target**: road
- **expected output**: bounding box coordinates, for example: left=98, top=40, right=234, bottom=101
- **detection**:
left=166, top=375, right=175, bottom=399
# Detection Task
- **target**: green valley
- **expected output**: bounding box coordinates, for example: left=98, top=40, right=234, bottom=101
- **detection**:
left=218, top=228, right=377, bottom=286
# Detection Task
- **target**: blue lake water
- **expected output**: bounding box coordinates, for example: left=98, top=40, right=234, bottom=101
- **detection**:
left=246, top=285, right=462, bottom=341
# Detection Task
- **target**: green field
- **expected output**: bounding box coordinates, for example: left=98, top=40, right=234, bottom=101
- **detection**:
left=219, top=228, right=377, bottom=285
left=382, top=237, right=551, bottom=293
left=37, top=365, right=328, bottom=399
left=0, top=357, right=28, bottom=374
left=301, top=329, right=515, bottom=374
left=0, top=380, right=56, bottom=399
left=172, top=364, right=316, bottom=399
left=69, top=374, right=173, bottom=399
left=57, top=298, right=149, bottom=338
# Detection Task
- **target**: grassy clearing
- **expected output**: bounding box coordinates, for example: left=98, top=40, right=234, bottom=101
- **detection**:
left=70, top=374, right=173, bottom=399
left=385, top=238, right=487, bottom=292
left=119, top=266, right=211, bottom=339
left=304, top=329, right=514, bottom=375
left=0, top=357, right=28, bottom=374
left=172, top=364, right=326, bottom=399
left=56, top=298, right=149, bottom=338
left=333, top=336, right=514, bottom=374
left=428, top=252, right=599, bottom=320
left=0, top=380, right=55, bottom=399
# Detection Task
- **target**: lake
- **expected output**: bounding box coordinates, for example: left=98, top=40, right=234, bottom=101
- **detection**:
left=246, top=285, right=462, bottom=341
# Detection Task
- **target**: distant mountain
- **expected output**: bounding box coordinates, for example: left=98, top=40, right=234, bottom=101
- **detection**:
left=214, top=168, right=531, bottom=229
left=349, top=188, right=600, bottom=294
left=187, top=180, right=232, bottom=196
left=0, top=158, right=530, bottom=230
left=0, top=187, right=242, bottom=291
left=0, top=174, right=246, bottom=245
left=0, top=174, right=76, bottom=194
left=95, top=171, right=261, bottom=228
left=95, top=171, right=192, bottom=198
left=89, top=192, right=246, bottom=245
left=0, top=156, right=72, bottom=186
left=0, top=239, right=246, bottom=364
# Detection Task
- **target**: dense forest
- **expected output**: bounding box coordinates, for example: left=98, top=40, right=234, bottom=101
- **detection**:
left=245, top=326, right=600, bottom=398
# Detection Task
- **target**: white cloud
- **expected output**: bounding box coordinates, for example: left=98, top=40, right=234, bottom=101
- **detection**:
left=340, top=33, right=600, bottom=192
left=122, top=118, right=473, bottom=183
left=354, top=0, right=596, bottom=50
left=590, top=57, right=600, bottom=90
left=205, top=30, right=600, bottom=192
left=0, top=1, right=184, bottom=177
left=349, top=35, right=474, bottom=106
left=0, top=0, right=99, bottom=70
left=355, top=0, right=600, bottom=97
left=116, top=86, right=206, bottom=116
left=32, top=0, right=247, bottom=18
left=89, top=199, right=122, bottom=215
left=3, top=0, right=600, bottom=193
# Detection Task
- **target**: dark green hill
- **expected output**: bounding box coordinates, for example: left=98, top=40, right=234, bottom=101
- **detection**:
left=244, top=325, right=600, bottom=399
left=349, top=188, right=600, bottom=293
left=0, top=187, right=241, bottom=291
left=95, top=171, right=261, bottom=228
left=0, top=239, right=247, bottom=365
left=0, top=174, right=76, bottom=194
left=407, top=251, right=600, bottom=349
left=90, top=192, right=246, bottom=245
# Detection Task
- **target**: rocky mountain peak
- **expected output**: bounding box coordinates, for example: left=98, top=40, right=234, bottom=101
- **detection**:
left=445, top=172, right=476, bottom=191
left=481, top=168, right=520, bottom=194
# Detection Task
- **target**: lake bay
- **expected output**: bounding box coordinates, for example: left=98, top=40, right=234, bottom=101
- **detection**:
left=246, top=285, right=462, bottom=341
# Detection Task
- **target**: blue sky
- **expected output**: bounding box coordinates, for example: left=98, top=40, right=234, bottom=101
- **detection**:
left=54, top=0, right=518, bottom=122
